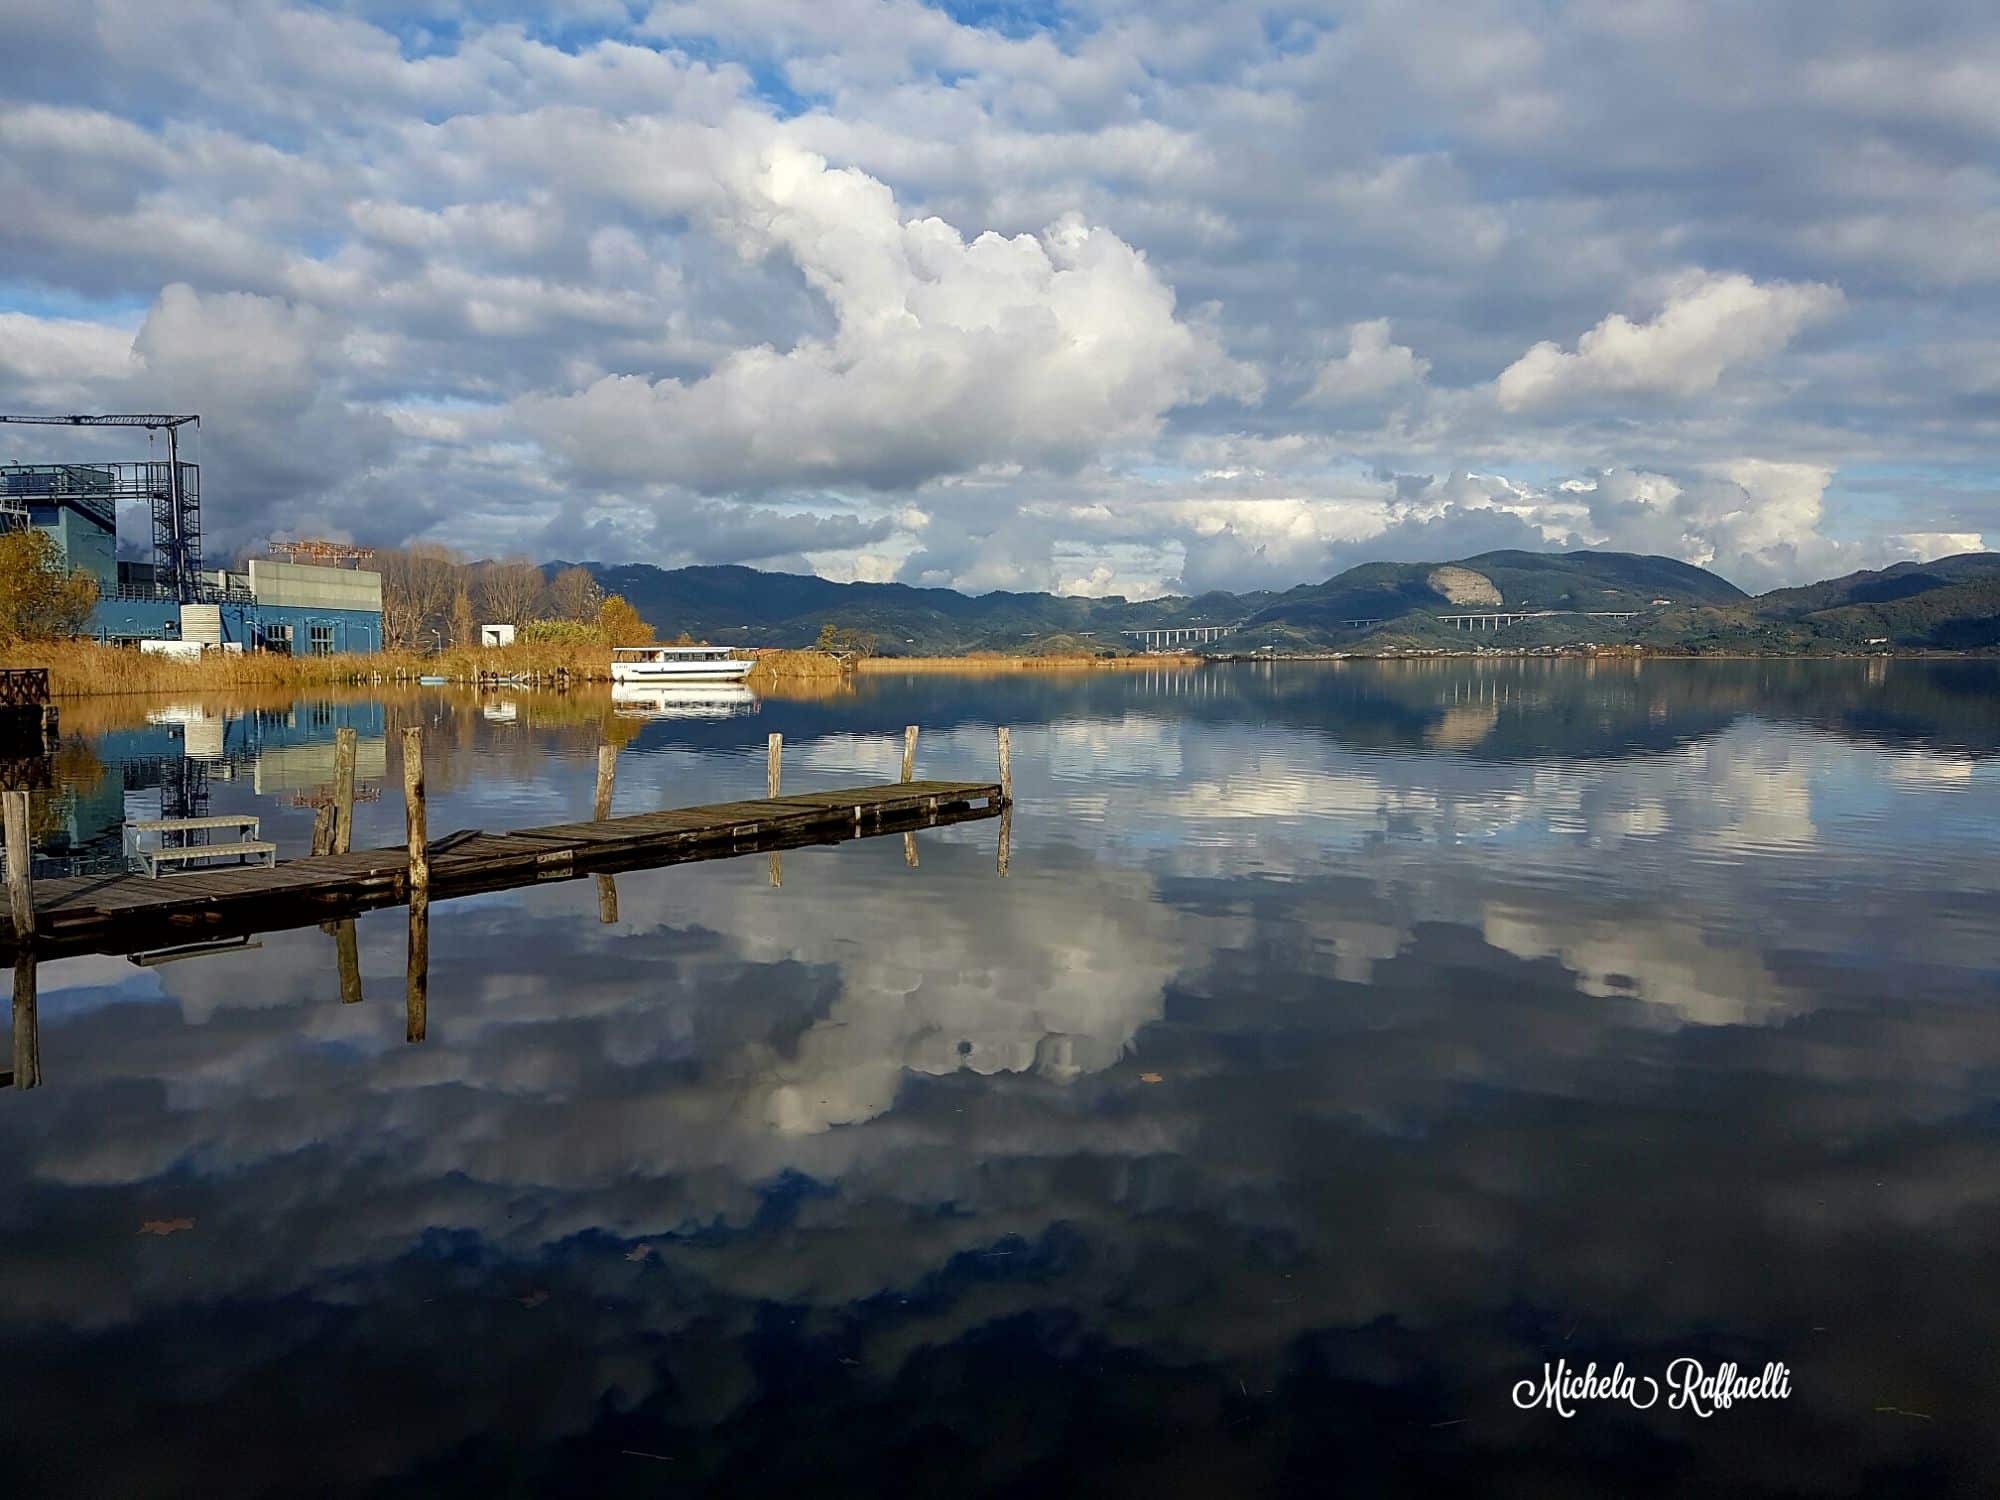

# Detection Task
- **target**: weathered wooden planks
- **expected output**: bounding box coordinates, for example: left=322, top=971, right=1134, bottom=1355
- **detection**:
left=3, top=779, right=1005, bottom=960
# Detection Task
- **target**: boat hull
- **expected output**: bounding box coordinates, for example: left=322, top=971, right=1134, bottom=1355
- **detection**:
left=610, top=660, right=753, bottom=684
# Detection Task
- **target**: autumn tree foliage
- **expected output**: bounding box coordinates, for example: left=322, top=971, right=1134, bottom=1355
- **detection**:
left=596, top=594, right=653, bottom=645
left=0, top=528, right=99, bottom=643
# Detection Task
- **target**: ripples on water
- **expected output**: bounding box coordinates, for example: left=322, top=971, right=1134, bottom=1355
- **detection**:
left=3, top=659, right=1999, bottom=1496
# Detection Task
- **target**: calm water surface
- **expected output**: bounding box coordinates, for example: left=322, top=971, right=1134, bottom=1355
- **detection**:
left=4, top=660, right=2000, bottom=1496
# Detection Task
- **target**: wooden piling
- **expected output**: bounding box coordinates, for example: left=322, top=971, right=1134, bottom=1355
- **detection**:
left=901, top=725, right=918, bottom=784
left=767, top=733, right=784, bottom=888
left=402, top=727, right=428, bottom=915
left=594, top=743, right=617, bottom=821
left=332, top=727, right=358, bottom=855
left=335, top=918, right=362, bottom=1004
left=996, top=726, right=1012, bottom=805
left=11, top=949, right=38, bottom=1089
left=4, top=790, right=32, bottom=945
left=997, top=805, right=1012, bottom=879
left=310, top=803, right=335, bottom=858
left=593, top=743, right=620, bottom=920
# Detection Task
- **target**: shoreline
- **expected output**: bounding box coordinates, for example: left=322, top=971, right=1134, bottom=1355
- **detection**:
left=6, top=640, right=1986, bottom=700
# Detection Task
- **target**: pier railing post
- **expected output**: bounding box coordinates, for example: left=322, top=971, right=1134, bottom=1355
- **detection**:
left=310, top=802, right=334, bottom=858
left=332, top=726, right=357, bottom=854
left=901, top=725, right=918, bottom=784
left=4, top=790, right=32, bottom=946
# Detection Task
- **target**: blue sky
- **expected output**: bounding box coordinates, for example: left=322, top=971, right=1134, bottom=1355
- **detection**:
left=1, top=0, right=1996, bottom=596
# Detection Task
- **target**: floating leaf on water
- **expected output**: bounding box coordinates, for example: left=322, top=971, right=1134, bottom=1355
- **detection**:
left=138, top=1218, right=195, bottom=1237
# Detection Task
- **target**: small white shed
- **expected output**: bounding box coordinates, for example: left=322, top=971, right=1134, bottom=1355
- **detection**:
left=479, top=623, right=517, bottom=647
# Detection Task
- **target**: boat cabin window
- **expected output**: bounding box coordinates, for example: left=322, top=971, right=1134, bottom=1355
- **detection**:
left=611, top=645, right=733, bottom=660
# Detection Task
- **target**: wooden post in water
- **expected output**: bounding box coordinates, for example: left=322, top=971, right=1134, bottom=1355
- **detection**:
left=4, top=790, right=32, bottom=946
left=594, top=742, right=619, bottom=924
left=310, top=803, right=335, bottom=858
left=996, top=725, right=1012, bottom=804
left=403, top=727, right=428, bottom=911
left=11, top=949, right=38, bottom=1090
left=901, top=725, right=918, bottom=784
left=5, top=792, right=37, bottom=1088
left=335, top=918, right=362, bottom=1004
left=332, top=726, right=358, bottom=854
left=594, top=743, right=618, bottom=821
left=767, top=732, right=782, bottom=888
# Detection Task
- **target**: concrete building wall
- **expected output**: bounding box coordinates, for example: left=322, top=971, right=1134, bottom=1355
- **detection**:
left=29, top=500, right=118, bottom=591
left=247, top=559, right=383, bottom=611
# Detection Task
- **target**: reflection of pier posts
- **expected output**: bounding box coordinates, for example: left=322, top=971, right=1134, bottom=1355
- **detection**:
left=11, top=950, right=38, bottom=1089
left=335, top=919, right=362, bottom=1004
left=405, top=905, right=427, bottom=1043
left=594, top=743, right=619, bottom=923
left=5, top=791, right=38, bottom=1088
left=403, top=728, right=428, bottom=1043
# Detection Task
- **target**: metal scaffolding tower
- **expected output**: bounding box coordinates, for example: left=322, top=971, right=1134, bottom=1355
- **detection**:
left=0, top=413, right=204, bottom=602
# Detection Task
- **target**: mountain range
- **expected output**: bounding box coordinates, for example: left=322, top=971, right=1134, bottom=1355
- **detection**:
left=566, top=549, right=2000, bottom=655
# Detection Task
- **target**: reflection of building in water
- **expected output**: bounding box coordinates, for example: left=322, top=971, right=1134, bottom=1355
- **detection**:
left=34, top=701, right=387, bottom=876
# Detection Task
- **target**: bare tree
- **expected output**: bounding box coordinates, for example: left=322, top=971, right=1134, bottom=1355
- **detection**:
left=547, top=565, right=604, bottom=621
left=449, top=583, right=475, bottom=647
left=378, top=544, right=463, bottom=650
left=474, top=559, right=546, bottom=627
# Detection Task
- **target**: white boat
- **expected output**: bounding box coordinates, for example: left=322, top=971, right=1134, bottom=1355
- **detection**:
left=609, top=644, right=754, bottom=684
left=610, top=683, right=758, bottom=720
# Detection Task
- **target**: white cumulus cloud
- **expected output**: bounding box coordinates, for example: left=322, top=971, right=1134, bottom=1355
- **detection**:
left=519, top=143, right=1261, bottom=495
left=1305, top=318, right=1431, bottom=405
left=1494, top=271, right=1843, bottom=412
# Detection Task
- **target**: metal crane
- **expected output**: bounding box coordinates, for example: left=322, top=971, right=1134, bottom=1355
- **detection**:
left=0, top=413, right=203, bottom=602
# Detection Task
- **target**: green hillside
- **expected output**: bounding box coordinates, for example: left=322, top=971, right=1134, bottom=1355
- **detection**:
left=570, top=562, right=1270, bottom=654
left=561, top=549, right=2000, bottom=657
left=1226, top=549, right=1743, bottom=650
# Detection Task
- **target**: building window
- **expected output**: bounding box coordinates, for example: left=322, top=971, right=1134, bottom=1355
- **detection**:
left=309, top=624, right=334, bottom=656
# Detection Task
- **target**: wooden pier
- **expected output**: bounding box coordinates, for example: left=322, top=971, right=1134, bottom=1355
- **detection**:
left=0, top=778, right=1005, bottom=962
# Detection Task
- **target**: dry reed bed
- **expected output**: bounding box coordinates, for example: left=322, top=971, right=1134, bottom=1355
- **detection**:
left=1, top=640, right=618, bottom=697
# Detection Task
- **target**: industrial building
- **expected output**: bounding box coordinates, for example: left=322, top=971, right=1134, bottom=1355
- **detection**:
left=0, top=413, right=384, bottom=653
left=88, top=558, right=385, bottom=653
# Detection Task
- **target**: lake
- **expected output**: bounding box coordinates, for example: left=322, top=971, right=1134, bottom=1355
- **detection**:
left=3, top=659, right=1999, bottom=1496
